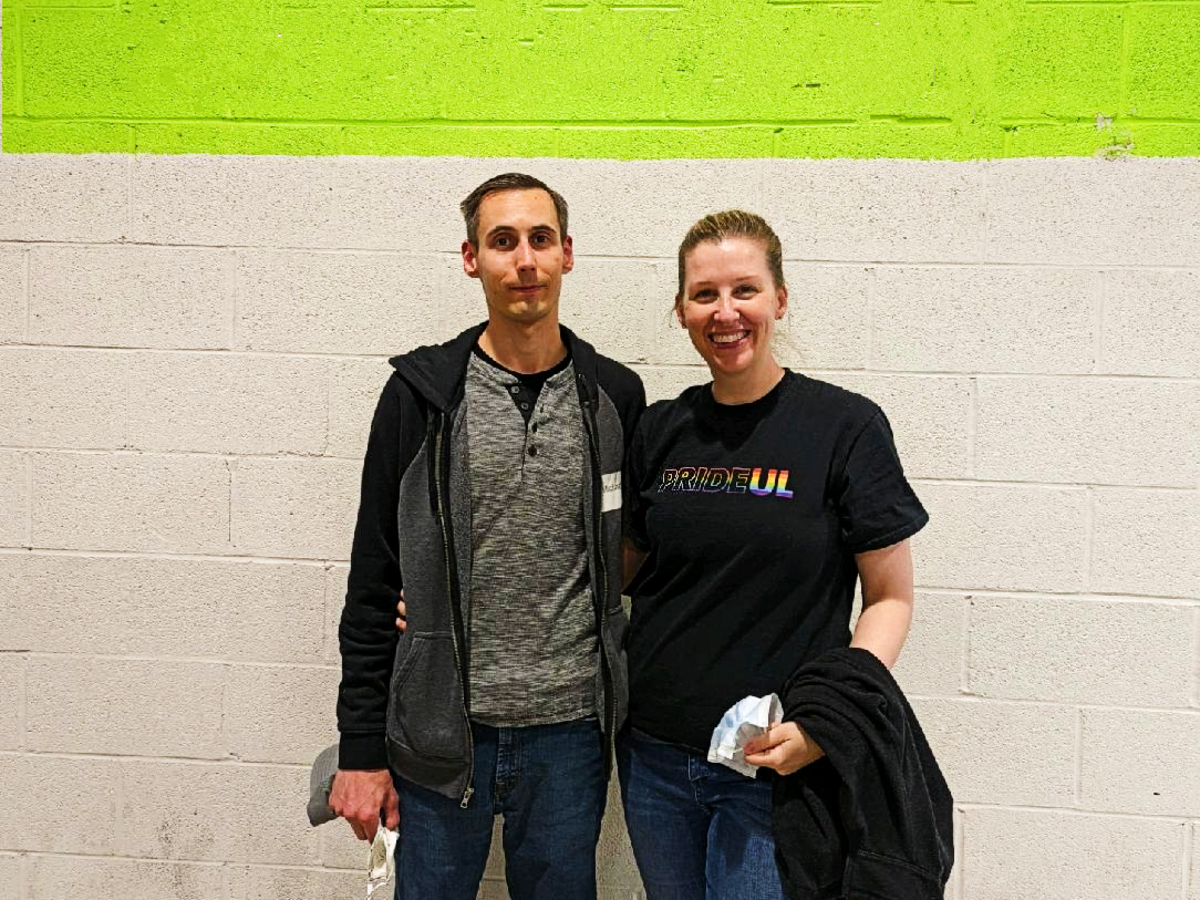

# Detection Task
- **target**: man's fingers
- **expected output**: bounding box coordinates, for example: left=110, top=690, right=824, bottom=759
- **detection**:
left=384, top=787, right=401, bottom=830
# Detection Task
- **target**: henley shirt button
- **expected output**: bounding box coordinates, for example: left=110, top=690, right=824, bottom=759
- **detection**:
left=509, top=386, right=521, bottom=395
left=520, top=402, right=530, bottom=411
left=528, top=445, right=538, bottom=457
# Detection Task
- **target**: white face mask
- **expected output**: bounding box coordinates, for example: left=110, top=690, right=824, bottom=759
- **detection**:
left=707, top=693, right=783, bottom=778
left=366, top=822, right=399, bottom=900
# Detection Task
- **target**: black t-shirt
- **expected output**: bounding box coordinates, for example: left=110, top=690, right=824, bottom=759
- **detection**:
left=625, top=371, right=928, bottom=752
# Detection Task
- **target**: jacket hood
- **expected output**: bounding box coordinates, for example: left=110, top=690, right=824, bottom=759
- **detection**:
left=389, top=322, right=599, bottom=411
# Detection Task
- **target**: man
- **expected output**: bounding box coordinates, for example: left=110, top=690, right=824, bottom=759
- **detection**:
left=329, top=173, right=645, bottom=900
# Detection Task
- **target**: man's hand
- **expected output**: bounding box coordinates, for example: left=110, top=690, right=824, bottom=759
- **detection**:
left=329, top=769, right=400, bottom=841
left=743, top=722, right=824, bottom=776
left=395, top=589, right=407, bottom=633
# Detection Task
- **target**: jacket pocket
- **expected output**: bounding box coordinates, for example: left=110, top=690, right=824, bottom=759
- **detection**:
left=387, top=633, right=468, bottom=761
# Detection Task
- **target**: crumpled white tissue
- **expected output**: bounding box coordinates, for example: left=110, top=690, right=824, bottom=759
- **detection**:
left=366, top=824, right=399, bottom=899
left=707, top=693, right=783, bottom=778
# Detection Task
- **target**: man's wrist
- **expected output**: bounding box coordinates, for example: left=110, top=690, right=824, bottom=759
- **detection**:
left=339, top=732, right=390, bottom=770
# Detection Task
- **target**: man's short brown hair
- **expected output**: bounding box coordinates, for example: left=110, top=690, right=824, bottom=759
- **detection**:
left=460, top=173, right=569, bottom=247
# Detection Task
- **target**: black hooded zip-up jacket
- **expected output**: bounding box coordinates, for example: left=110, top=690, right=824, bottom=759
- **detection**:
left=335, top=323, right=645, bottom=805
left=772, top=647, right=955, bottom=900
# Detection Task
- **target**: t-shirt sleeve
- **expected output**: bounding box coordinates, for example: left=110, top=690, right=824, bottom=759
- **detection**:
left=835, top=408, right=928, bottom=553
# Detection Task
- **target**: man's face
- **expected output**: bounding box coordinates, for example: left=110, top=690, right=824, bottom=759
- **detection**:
left=462, top=188, right=574, bottom=326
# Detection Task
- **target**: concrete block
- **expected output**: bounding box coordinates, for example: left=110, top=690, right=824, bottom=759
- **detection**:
left=29, top=245, right=233, bottom=350
left=961, top=808, right=1183, bottom=900
left=1092, top=488, right=1200, bottom=600
left=0, top=452, right=28, bottom=548
left=26, top=657, right=225, bottom=758
left=986, top=158, right=1200, bottom=267
left=975, top=378, right=1198, bottom=488
left=630, top=365, right=711, bottom=405
left=0, top=348, right=128, bottom=449
left=1103, top=270, right=1200, bottom=377
left=548, top=158, right=764, bottom=259
left=324, top=565, right=349, bottom=665
left=0, top=655, right=22, bottom=751
left=773, top=264, right=871, bottom=372
left=1080, top=709, right=1200, bottom=817
left=821, top=374, right=971, bottom=480
left=910, top=698, right=1075, bottom=806
left=26, top=856, right=226, bottom=900
left=332, top=155, right=528, bottom=253
left=0, top=855, right=18, bottom=900
left=327, top=359, right=394, bottom=459
left=968, top=595, right=1192, bottom=706
left=240, top=866, right=359, bottom=900
left=119, top=760, right=320, bottom=864
left=127, top=353, right=329, bottom=455
left=0, top=154, right=128, bottom=243
left=231, top=458, right=360, bottom=560
left=0, top=247, right=24, bottom=345
left=559, top=259, right=667, bottom=368
left=892, top=592, right=965, bottom=697
left=916, top=484, right=1087, bottom=592
left=223, top=664, right=339, bottom=765
left=236, top=250, right=458, bottom=355
left=319, top=822, right=367, bottom=871
left=761, top=160, right=985, bottom=263
left=0, top=755, right=119, bottom=854
left=31, top=452, right=230, bottom=554
left=0, top=554, right=326, bottom=663
left=873, top=267, right=1096, bottom=373
left=130, top=156, right=335, bottom=248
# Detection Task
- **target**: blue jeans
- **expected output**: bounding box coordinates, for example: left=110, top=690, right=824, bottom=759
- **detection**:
left=617, top=728, right=787, bottom=900
left=394, top=717, right=606, bottom=900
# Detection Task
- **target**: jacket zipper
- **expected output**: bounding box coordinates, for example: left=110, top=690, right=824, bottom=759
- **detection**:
left=434, top=411, right=475, bottom=808
left=580, top=392, right=617, bottom=775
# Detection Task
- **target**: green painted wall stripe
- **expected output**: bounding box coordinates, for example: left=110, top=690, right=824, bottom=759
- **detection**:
left=4, top=0, right=1200, bottom=158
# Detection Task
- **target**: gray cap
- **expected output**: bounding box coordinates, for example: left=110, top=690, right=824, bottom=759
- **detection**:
left=307, top=743, right=340, bottom=826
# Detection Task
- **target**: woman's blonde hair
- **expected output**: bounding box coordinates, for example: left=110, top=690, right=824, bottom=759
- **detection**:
left=675, top=210, right=785, bottom=302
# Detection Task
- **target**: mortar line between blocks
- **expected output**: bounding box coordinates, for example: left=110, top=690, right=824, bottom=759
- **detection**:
left=1095, top=270, right=1107, bottom=374
left=18, top=853, right=27, bottom=900
left=1073, top=706, right=1084, bottom=807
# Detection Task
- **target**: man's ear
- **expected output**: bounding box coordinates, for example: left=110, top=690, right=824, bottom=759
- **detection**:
left=775, top=284, right=789, bottom=319
left=561, top=234, right=574, bottom=274
left=462, top=240, right=480, bottom=279
left=674, top=297, right=685, bottom=328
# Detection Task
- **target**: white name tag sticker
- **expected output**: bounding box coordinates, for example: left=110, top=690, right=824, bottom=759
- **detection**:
left=601, top=471, right=622, bottom=513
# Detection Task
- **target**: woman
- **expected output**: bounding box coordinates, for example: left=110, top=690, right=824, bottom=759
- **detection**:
left=618, top=210, right=927, bottom=900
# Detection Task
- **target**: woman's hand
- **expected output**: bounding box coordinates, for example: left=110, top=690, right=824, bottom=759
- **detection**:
left=395, top=590, right=407, bottom=633
left=742, top=722, right=824, bottom=776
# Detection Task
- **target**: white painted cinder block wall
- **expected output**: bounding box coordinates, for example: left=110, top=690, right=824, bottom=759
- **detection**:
left=0, top=152, right=1197, bottom=900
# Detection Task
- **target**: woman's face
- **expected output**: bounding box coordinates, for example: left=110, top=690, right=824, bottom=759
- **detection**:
left=677, top=237, right=787, bottom=380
